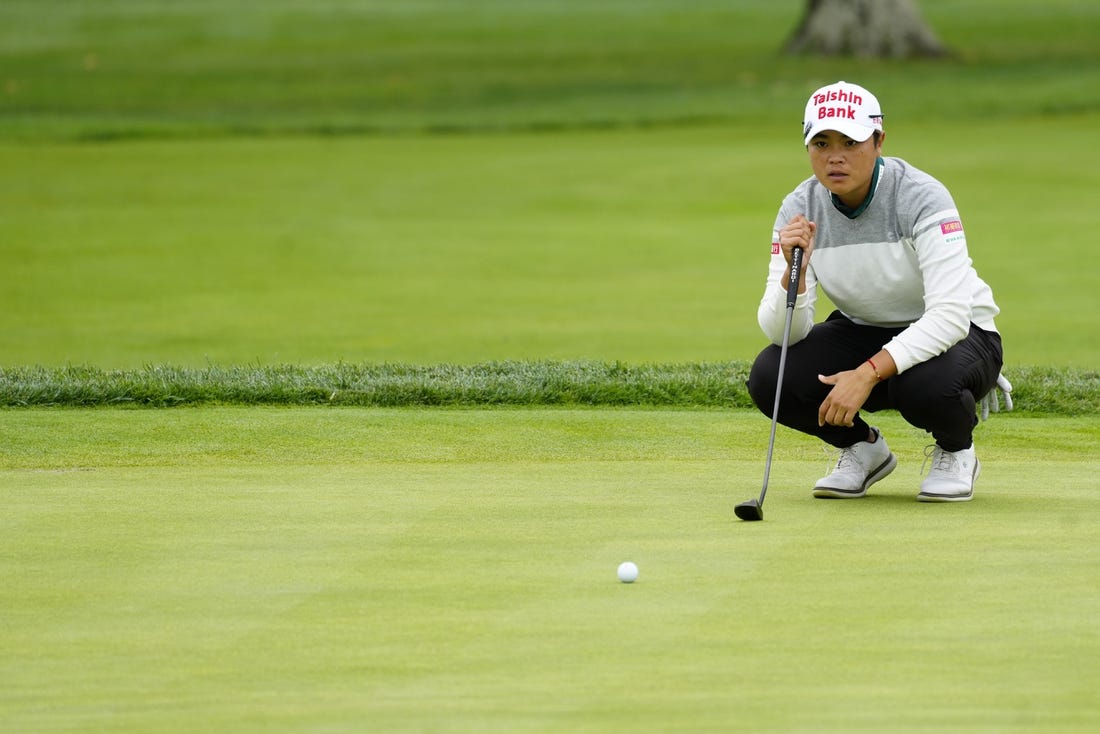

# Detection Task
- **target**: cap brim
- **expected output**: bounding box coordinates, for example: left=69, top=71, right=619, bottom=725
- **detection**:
left=803, top=120, right=876, bottom=146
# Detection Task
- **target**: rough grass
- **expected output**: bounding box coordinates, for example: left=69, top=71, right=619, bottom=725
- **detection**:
left=0, top=362, right=1094, bottom=415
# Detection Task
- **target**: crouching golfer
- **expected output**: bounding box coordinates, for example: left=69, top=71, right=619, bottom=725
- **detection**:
left=748, top=81, right=1004, bottom=502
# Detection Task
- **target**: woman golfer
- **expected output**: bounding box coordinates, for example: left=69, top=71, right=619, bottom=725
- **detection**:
left=748, top=81, right=1004, bottom=502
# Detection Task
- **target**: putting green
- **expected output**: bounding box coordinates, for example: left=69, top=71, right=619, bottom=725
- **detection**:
left=2, top=408, right=1097, bottom=732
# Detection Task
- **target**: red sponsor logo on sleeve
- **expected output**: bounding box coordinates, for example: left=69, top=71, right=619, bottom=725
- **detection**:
left=771, top=241, right=781, bottom=255
left=940, top=220, right=963, bottom=235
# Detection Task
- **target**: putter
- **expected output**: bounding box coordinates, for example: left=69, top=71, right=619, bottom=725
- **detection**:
left=735, top=245, right=804, bottom=522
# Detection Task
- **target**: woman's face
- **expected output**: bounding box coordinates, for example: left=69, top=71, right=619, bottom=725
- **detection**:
left=807, top=130, right=884, bottom=208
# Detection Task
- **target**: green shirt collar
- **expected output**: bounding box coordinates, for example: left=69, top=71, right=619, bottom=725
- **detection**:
left=831, top=157, right=884, bottom=219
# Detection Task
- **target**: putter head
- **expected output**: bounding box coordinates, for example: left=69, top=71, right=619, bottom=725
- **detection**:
left=734, top=499, right=764, bottom=522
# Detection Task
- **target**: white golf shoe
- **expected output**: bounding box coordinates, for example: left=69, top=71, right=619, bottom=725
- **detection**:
left=813, top=428, right=897, bottom=499
left=919, top=444, right=980, bottom=502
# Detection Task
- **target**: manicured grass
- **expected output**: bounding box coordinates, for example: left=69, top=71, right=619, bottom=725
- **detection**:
left=2, top=408, right=1098, bottom=732
left=2, top=126, right=774, bottom=367
left=4, top=116, right=1099, bottom=369
left=2, top=1, right=1098, bottom=139
left=4, top=3, right=1096, bottom=731
left=4, top=3, right=1097, bottom=369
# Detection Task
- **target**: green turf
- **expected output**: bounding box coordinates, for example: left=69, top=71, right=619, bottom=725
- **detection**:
left=0, top=362, right=1095, bottom=415
left=3, top=3, right=1097, bottom=730
left=2, top=408, right=1098, bottom=732
left=2, top=0, right=1098, bottom=139
left=4, top=1, right=1098, bottom=369
left=3, top=116, right=1099, bottom=368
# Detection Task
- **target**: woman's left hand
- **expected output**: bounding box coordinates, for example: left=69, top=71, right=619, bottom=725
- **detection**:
left=816, top=369, right=877, bottom=427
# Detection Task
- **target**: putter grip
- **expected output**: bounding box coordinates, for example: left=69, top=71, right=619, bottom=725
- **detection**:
left=785, top=246, right=803, bottom=308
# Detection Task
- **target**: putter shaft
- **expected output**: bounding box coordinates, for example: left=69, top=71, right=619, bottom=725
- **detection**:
left=750, top=246, right=804, bottom=512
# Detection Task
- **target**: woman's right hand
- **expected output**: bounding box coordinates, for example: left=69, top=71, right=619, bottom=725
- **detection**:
left=777, top=214, right=815, bottom=293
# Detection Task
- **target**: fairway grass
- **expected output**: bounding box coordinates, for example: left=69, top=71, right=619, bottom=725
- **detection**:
left=4, top=115, right=1100, bottom=369
left=2, top=408, right=1097, bottom=733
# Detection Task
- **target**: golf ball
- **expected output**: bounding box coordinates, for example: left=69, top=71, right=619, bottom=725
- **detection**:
left=617, top=561, right=639, bottom=584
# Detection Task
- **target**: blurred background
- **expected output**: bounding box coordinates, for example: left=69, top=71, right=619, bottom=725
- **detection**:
left=2, top=0, right=1097, bottom=367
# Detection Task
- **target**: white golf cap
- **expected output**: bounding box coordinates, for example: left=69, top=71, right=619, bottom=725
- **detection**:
left=802, top=81, right=884, bottom=145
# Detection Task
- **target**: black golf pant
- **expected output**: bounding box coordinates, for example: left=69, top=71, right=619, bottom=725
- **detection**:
left=748, top=311, right=1004, bottom=452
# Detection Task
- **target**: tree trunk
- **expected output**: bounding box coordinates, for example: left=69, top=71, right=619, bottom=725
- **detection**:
left=785, top=0, right=948, bottom=58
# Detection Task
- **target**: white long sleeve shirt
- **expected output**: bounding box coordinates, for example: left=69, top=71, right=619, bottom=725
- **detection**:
left=757, top=156, right=999, bottom=374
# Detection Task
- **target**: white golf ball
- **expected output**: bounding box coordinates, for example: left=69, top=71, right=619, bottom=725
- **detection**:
left=617, top=561, right=639, bottom=584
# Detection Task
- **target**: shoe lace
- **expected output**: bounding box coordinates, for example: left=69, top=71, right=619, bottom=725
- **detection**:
left=922, top=445, right=958, bottom=475
left=827, top=445, right=864, bottom=473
